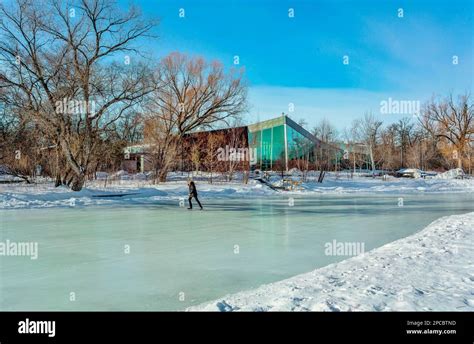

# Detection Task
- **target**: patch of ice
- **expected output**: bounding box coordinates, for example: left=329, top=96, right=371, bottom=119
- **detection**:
left=188, top=212, right=474, bottom=312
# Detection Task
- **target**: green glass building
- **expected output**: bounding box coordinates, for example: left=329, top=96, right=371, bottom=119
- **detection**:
left=124, top=114, right=347, bottom=173
left=248, top=115, right=324, bottom=170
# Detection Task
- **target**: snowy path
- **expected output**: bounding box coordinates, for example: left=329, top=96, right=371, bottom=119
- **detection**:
left=188, top=212, right=474, bottom=311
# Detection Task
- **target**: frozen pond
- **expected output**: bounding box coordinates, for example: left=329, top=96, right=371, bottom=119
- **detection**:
left=1, top=193, right=473, bottom=310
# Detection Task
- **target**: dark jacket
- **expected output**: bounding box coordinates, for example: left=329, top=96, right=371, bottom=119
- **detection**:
left=188, top=182, right=198, bottom=196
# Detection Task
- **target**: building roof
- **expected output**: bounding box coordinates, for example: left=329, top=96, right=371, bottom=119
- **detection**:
left=247, top=116, right=286, bottom=132
left=248, top=115, right=319, bottom=143
left=123, top=144, right=151, bottom=154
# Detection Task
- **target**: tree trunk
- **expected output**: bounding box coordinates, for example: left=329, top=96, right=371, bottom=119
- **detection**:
left=353, top=152, right=356, bottom=177
left=70, top=174, right=85, bottom=191
left=369, top=146, right=375, bottom=176
left=55, top=174, right=62, bottom=187
left=62, top=169, right=71, bottom=185
left=243, top=171, right=249, bottom=184
left=158, top=169, right=167, bottom=183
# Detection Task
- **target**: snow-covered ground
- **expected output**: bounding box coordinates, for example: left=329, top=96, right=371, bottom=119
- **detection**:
left=188, top=212, right=474, bottom=311
left=0, top=179, right=271, bottom=209
left=1, top=173, right=474, bottom=209
left=1, top=172, right=473, bottom=311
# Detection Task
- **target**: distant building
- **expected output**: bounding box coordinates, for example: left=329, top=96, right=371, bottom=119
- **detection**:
left=122, top=115, right=346, bottom=173
left=122, top=144, right=151, bottom=173
left=247, top=115, right=338, bottom=171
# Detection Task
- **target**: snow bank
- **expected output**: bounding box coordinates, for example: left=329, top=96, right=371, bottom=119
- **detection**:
left=293, top=174, right=474, bottom=195
left=0, top=180, right=272, bottom=209
left=0, top=174, right=24, bottom=182
left=188, top=212, right=474, bottom=311
left=1, top=175, right=474, bottom=209
left=434, top=168, right=465, bottom=179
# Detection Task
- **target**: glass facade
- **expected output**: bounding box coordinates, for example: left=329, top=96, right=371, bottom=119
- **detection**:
left=248, top=116, right=320, bottom=171
left=248, top=124, right=286, bottom=170
left=286, top=124, right=315, bottom=161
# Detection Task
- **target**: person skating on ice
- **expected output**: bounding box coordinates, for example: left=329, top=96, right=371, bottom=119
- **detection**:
left=187, top=179, right=203, bottom=210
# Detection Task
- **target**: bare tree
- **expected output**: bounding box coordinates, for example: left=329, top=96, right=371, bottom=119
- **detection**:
left=0, top=0, right=157, bottom=190
left=143, top=115, right=178, bottom=184
left=289, top=136, right=312, bottom=181
left=145, top=52, right=247, bottom=181
left=225, top=119, right=248, bottom=182
left=190, top=139, right=204, bottom=174
left=342, top=123, right=360, bottom=176
left=420, top=94, right=473, bottom=170
left=354, top=113, right=382, bottom=174
left=378, top=124, right=398, bottom=171
left=312, top=118, right=338, bottom=171
left=204, top=131, right=225, bottom=184
left=394, top=117, right=414, bottom=168
left=0, top=106, right=39, bottom=182
left=313, top=118, right=337, bottom=143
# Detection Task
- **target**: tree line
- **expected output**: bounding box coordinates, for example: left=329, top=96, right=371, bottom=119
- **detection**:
left=0, top=0, right=247, bottom=190
left=303, top=95, right=473, bottom=175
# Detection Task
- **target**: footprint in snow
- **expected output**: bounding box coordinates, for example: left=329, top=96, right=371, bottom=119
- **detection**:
left=373, top=302, right=387, bottom=311
left=216, top=300, right=239, bottom=312
left=292, top=297, right=305, bottom=305
left=413, top=288, right=426, bottom=296
left=325, top=300, right=341, bottom=312
left=463, top=299, right=474, bottom=307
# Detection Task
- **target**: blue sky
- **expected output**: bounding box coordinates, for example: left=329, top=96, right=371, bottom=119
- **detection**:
left=121, top=0, right=473, bottom=130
